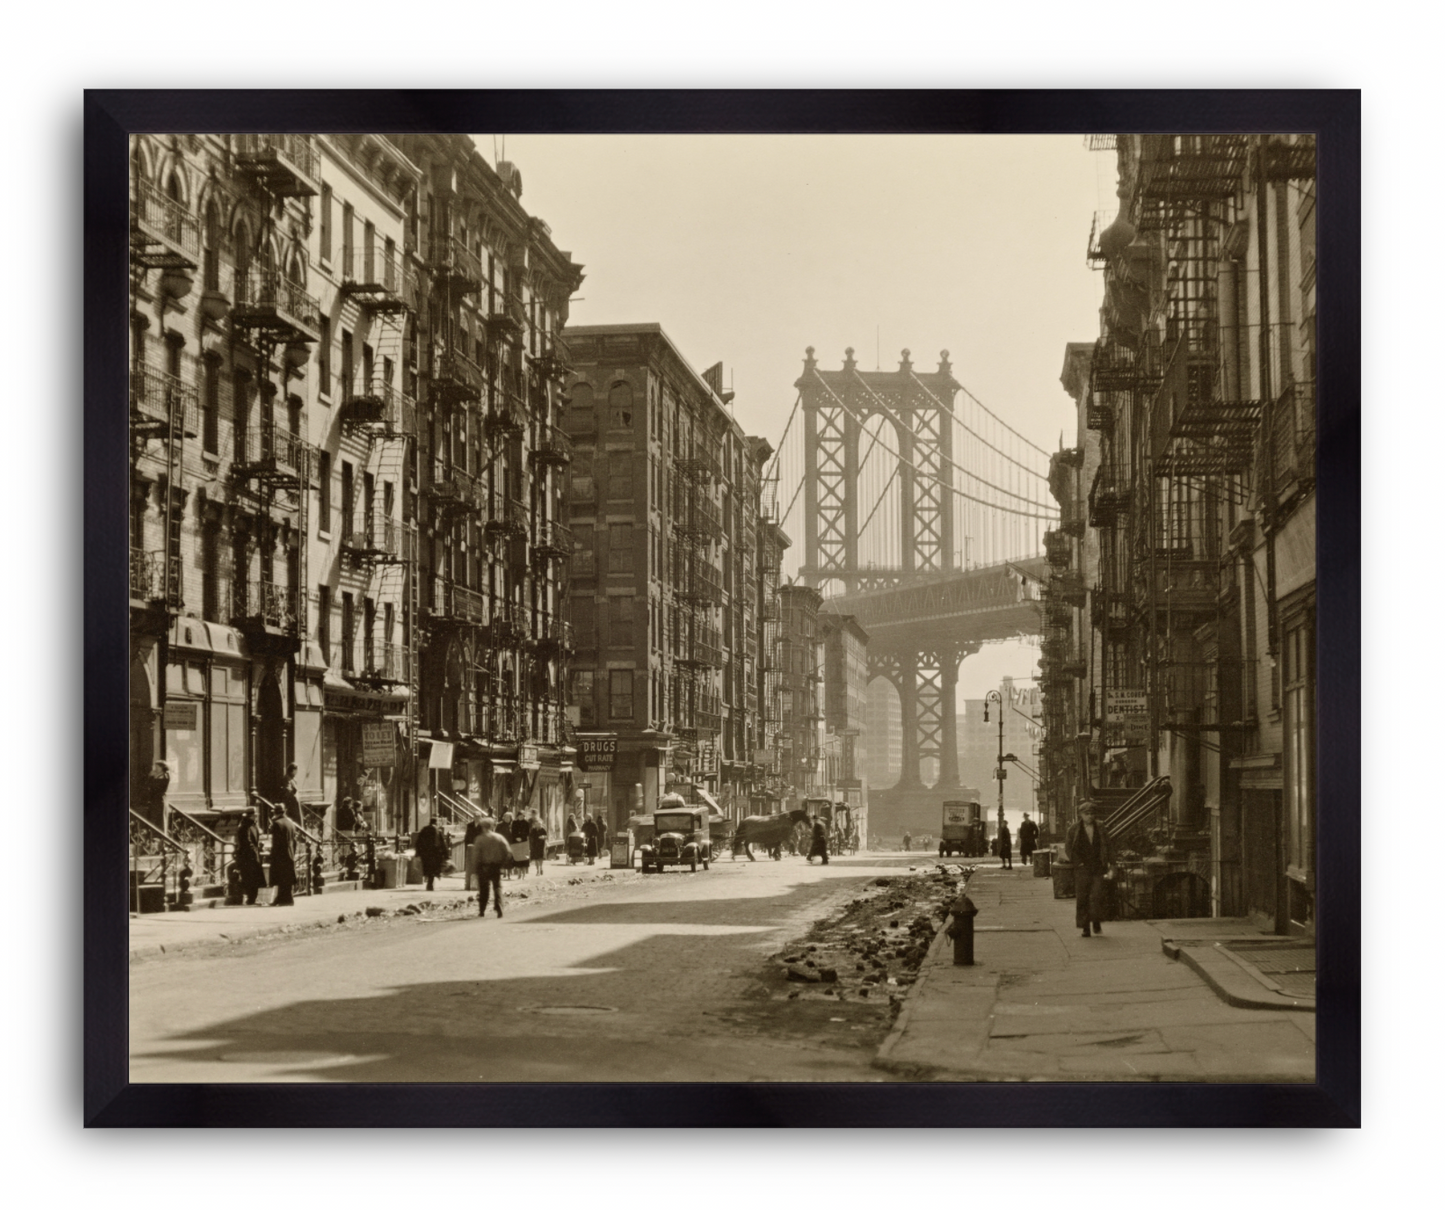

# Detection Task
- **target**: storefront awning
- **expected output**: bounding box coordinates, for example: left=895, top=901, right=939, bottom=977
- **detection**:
left=695, top=787, right=722, bottom=814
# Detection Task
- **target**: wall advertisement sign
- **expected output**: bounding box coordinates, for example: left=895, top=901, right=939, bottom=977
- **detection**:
left=362, top=722, right=396, bottom=767
left=576, top=733, right=618, bottom=772
left=1105, top=690, right=1150, bottom=744
left=162, top=701, right=198, bottom=730
left=519, top=743, right=541, bottom=772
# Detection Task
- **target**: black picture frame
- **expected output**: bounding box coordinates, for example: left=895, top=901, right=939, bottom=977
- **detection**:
left=86, top=88, right=1360, bottom=1127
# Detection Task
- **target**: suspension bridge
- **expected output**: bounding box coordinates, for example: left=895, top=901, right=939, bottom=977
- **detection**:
left=765, top=346, right=1059, bottom=828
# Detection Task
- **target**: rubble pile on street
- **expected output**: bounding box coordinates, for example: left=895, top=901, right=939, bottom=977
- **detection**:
left=773, top=865, right=966, bottom=1012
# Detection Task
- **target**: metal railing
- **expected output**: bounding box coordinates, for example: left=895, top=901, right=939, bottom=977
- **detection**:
left=343, top=516, right=416, bottom=563
left=487, top=389, right=528, bottom=436
left=536, top=615, right=574, bottom=653
left=233, top=268, right=322, bottom=336
left=130, top=363, right=199, bottom=432
left=130, top=809, right=189, bottom=912
left=1146, top=561, right=1218, bottom=617
left=167, top=805, right=234, bottom=890
left=486, top=496, right=530, bottom=539
left=238, top=422, right=309, bottom=480
left=488, top=599, right=531, bottom=647
left=429, top=346, right=482, bottom=402
left=425, top=461, right=482, bottom=515
left=234, top=134, right=320, bottom=187
left=426, top=576, right=489, bottom=627
left=427, top=233, right=482, bottom=288
left=132, top=178, right=201, bottom=260
left=129, top=548, right=182, bottom=605
left=531, top=422, right=573, bottom=464
left=341, top=244, right=415, bottom=304
left=232, top=581, right=299, bottom=632
left=343, top=375, right=414, bottom=431
left=533, top=517, right=574, bottom=559
left=361, top=642, right=413, bottom=684
left=1272, top=378, right=1316, bottom=493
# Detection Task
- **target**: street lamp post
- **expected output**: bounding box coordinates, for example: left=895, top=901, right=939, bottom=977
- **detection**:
left=983, top=689, right=1006, bottom=833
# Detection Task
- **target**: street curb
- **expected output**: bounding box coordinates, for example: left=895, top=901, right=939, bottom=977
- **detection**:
left=1162, top=938, right=1316, bottom=1013
left=873, top=906, right=961, bottom=1070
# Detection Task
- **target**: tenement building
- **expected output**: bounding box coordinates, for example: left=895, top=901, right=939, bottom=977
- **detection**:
left=128, top=134, right=583, bottom=905
left=1042, top=134, right=1317, bottom=933
left=561, top=325, right=774, bottom=832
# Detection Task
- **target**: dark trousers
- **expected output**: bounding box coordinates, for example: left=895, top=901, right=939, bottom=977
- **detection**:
left=1000, top=846, right=1012, bottom=868
left=1075, top=871, right=1107, bottom=929
left=272, top=879, right=294, bottom=907
left=1020, top=844, right=1035, bottom=865
left=477, top=864, right=503, bottom=916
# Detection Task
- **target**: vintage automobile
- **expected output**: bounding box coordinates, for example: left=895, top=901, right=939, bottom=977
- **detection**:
left=639, top=802, right=712, bottom=873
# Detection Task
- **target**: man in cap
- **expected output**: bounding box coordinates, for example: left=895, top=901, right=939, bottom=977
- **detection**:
left=474, top=818, right=511, bottom=919
left=268, top=801, right=300, bottom=906
left=1018, top=811, right=1040, bottom=869
left=1065, top=802, right=1111, bottom=937
left=234, top=805, right=267, bottom=905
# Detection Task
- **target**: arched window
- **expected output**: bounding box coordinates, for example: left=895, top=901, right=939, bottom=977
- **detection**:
left=203, top=201, right=222, bottom=292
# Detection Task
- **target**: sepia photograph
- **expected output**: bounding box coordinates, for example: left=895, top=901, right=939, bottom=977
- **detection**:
left=87, top=91, right=1359, bottom=1126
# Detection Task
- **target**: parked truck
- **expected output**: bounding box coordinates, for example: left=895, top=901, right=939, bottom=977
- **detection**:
left=940, top=795, right=986, bottom=857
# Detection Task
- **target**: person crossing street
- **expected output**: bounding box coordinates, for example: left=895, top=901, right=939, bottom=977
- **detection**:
left=473, top=819, right=510, bottom=919
left=1065, top=802, right=1112, bottom=937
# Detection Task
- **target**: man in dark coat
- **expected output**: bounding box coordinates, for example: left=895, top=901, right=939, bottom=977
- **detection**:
left=474, top=819, right=511, bottom=918
left=416, top=817, right=447, bottom=891
left=528, top=809, right=548, bottom=876
left=268, top=808, right=300, bottom=906
left=1018, top=813, right=1040, bottom=867
left=279, top=763, right=301, bottom=822
left=998, top=820, right=1013, bottom=869
left=596, top=813, right=609, bottom=863
left=1065, top=802, right=1112, bottom=937
left=807, top=816, right=830, bottom=865
left=582, top=814, right=599, bottom=864
left=234, top=806, right=267, bottom=905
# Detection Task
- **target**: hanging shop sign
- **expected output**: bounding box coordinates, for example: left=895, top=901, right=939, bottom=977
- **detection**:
left=519, top=743, right=541, bottom=772
left=576, top=733, right=618, bottom=773
left=362, top=722, right=396, bottom=768
left=697, top=741, right=718, bottom=776
left=428, top=740, right=455, bottom=770
left=1105, top=690, right=1150, bottom=744
left=162, top=701, right=198, bottom=730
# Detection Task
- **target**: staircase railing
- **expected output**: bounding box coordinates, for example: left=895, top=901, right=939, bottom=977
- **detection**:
left=1102, top=776, right=1172, bottom=841
left=435, top=790, right=483, bottom=825
left=130, top=809, right=189, bottom=912
left=166, top=805, right=234, bottom=890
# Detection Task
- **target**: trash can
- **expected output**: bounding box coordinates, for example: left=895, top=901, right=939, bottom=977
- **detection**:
left=1033, top=849, right=1052, bottom=878
left=1052, top=857, right=1075, bottom=899
left=378, top=854, right=405, bottom=889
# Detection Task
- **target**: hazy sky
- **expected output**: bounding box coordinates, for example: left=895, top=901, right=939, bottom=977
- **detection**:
left=487, top=133, right=1112, bottom=700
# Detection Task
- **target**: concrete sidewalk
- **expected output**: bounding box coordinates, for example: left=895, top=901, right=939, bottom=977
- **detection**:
left=876, top=864, right=1316, bottom=1082
left=128, top=857, right=627, bottom=957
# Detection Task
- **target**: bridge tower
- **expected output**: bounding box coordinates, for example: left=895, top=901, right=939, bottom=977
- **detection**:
left=798, top=346, right=973, bottom=802
left=798, top=346, right=957, bottom=595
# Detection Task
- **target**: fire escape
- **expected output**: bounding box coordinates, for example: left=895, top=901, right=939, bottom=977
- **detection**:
left=227, top=135, right=322, bottom=659
left=129, top=177, right=201, bottom=632
left=671, top=429, right=724, bottom=755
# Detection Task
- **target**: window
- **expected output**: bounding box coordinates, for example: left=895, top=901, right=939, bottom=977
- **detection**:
left=341, top=328, right=354, bottom=400
left=609, top=381, right=634, bottom=429
left=608, top=453, right=635, bottom=500
left=317, top=585, right=331, bottom=664
left=609, top=670, right=634, bottom=721
left=610, top=596, right=634, bottom=648
left=318, top=452, right=332, bottom=533
left=202, top=357, right=219, bottom=455
left=574, top=670, right=595, bottom=728
left=318, top=316, right=331, bottom=396
left=341, top=461, right=354, bottom=539
left=341, top=201, right=353, bottom=277
left=341, top=592, right=355, bottom=674
left=571, top=527, right=596, bottom=578
left=319, top=184, right=332, bottom=262
left=203, top=202, right=221, bottom=294
left=608, top=524, right=634, bottom=574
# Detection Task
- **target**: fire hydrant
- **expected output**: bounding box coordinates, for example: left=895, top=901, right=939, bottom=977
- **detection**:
left=946, top=893, right=979, bottom=966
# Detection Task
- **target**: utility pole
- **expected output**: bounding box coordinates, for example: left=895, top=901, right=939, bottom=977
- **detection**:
left=984, top=688, right=1006, bottom=831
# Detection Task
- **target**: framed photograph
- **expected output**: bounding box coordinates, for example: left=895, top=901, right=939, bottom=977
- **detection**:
left=87, top=89, right=1359, bottom=1126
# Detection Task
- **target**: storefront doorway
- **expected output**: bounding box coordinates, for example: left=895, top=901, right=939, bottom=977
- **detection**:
left=255, top=670, right=286, bottom=808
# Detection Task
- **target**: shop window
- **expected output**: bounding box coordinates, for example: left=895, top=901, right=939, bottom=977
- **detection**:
left=609, top=670, right=634, bottom=721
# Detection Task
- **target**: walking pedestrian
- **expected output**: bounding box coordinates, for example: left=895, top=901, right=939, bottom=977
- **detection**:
left=473, top=818, right=510, bottom=919
left=808, top=815, right=830, bottom=865
left=902, top=830, right=913, bottom=852
left=1065, top=802, right=1112, bottom=937
left=268, top=806, right=300, bottom=906
left=596, top=812, right=609, bottom=863
left=1018, top=812, right=1039, bottom=868
left=528, top=808, right=548, bottom=876
left=582, top=814, right=599, bottom=865
left=416, top=816, right=447, bottom=892
left=999, top=820, right=1013, bottom=869
left=234, top=805, right=266, bottom=905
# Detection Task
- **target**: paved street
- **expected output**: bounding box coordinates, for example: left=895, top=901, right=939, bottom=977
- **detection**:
left=130, top=852, right=916, bottom=1083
